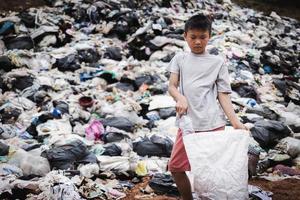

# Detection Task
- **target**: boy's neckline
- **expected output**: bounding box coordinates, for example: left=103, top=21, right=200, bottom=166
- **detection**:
left=189, top=51, right=209, bottom=57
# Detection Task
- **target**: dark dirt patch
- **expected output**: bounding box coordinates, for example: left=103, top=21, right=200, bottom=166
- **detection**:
left=122, top=177, right=179, bottom=200
left=249, top=178, right=300, bottom=200
left=232, top=0, right=300, bottom=21
left=0, top=0, right=47, bottom=12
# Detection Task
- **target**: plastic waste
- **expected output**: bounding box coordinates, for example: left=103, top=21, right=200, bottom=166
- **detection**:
left=8, top=149, right=51, bottom=176
left=0, top=141, right=9, bottom=156
left=234, top=97, right=258, bottom=108
left=275, top=137, right=300, bottom=158
left=85, top=120, right=105, bottom=141
left=135, top=161, right=148, bottom=176
left=250, top=120, right=291, bottom=148
left=177, top=115, right=194, bottom=136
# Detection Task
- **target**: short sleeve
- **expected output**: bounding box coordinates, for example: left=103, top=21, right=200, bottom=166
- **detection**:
left=216, top=62, right=232, bottom=93
left=166, top=53, right=180, bottom=74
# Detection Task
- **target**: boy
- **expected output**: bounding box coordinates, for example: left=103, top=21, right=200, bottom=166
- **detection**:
left=167, top=14, right=248, bottom=200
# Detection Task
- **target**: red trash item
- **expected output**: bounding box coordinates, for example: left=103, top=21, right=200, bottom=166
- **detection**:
left=79, top=96, right=94, bottom=108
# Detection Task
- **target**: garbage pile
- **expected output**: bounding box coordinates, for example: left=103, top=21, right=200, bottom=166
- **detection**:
left=0, top=0, right=299, bottom=199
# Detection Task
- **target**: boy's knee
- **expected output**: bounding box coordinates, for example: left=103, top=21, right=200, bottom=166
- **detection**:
left=171, top=171, right=186, bottom=178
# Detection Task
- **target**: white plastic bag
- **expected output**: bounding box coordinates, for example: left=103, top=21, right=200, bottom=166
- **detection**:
left=183, top=130, right=249, bottom=200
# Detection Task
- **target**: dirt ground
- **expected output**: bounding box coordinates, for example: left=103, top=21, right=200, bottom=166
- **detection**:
left=123, top=177, right=300, bottom=200
left=249, top=178, right=300, bottom=200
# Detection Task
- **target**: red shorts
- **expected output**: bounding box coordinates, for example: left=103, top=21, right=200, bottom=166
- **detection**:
left=168, top=126, right=225, bottom=172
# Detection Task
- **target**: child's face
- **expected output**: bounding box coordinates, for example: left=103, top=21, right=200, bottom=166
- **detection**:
left=184, top=29, right=210, bottom=54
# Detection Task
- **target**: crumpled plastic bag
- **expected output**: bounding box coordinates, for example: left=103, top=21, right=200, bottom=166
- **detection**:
left=183, top=130, right=249, bottom=200
left=101, top=117, right=135, bottom=132
left=42, top=140, right=97, bottom=170
left=8, top=148, right=51, bottom=176
left=250, top=120, right=291, bottom=148
left=275, top=137, right=300, bottom=158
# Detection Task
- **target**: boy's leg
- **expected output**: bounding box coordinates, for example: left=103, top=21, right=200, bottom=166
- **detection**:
left=168, top=129, right=193, bottom=200
left=171, top=171, right=193, bottom=200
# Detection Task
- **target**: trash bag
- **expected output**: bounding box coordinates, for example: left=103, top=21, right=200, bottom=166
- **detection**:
left=116, top=82, right=135, bottom=91
left=96, top=155, right=131, bottom=172
left=78, top=163, right=99, bottom=178
left=0, top=21, right=15, bottom=36
left=8, top=149, right=51, bottom=176
left=134, top=75, right=158, bottom=88
left=11, top=76, right=34, bottom=91
left=26, top=113, right=54, bottom=137
left=231, top=82, right=259, bottom=100
left=53, top=100, right=69, bottom=115
left=77, top=48, right=100, bottom=63
left=0, top=141, right=9, bottom=156
left=103, top=144, right=122, bottom=156
left=3, top=36, right=34, bottom=50
left=53, top=54, right=81, bottom=72
left=149, top=173, right=179, bottom=195
left=158, top=107, right=176, bottom=119
left=183, top=130, right=249, bottom=200
left=275, top=137, right=300, bottom=158
left=19, top=12, right=36, bottom=28
left=103, top=131, right=130, bottom=143
left=250, top=120, right=291, bottom=149
left=246, top=105, right=279, bottom=121
left=104, top=47, right=122, bottom=61
left=41, top=140, right=97, bottom=170
left=101, top=117, right=135, bottom=132
left=0, top=56, right=16, bottom=72
left=0, top=106, right=22, bottom=124
left=133, top=135, right=173, bottom=157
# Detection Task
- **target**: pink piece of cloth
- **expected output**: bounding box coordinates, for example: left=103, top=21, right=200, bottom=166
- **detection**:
left=85, top=120, right=105, bottom=140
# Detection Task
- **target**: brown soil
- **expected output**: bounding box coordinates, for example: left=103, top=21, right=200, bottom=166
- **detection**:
left=122, top=177, right=179, bottom=200
left=249, top=178, right=300, bottom=200
left=123, top=177, right=300, bottom=200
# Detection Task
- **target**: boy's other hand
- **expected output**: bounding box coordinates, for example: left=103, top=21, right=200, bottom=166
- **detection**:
left=176, top=96, right=188, bottom=116
left=233, top=121, right=249, bottom=131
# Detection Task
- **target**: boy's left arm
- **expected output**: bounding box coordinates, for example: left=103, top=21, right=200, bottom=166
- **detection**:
left=217, top=92, right=248, bottom=130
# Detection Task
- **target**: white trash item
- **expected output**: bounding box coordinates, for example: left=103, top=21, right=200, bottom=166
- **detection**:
left=183, top=130, right=249, bottom=200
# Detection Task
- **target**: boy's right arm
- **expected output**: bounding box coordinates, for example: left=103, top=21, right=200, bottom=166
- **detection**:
left=168, top=72, right=188, bottom=116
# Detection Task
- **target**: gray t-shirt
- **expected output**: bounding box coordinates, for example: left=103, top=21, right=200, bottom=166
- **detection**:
left=167, top=51, right=232, bottom=131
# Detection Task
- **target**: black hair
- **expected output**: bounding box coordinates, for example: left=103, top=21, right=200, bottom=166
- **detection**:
left=184, top=14, right=212, bottom=35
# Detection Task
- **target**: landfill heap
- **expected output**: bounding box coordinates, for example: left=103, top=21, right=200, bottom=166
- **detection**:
left=0, top=0, right=299, bottom=199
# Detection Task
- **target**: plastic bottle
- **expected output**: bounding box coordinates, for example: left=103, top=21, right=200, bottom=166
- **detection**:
left=246, top=99, right=257, bottom=107
left=178, top=115, right=194, bottom=136
left=235, top=98, right=257, bottom=108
